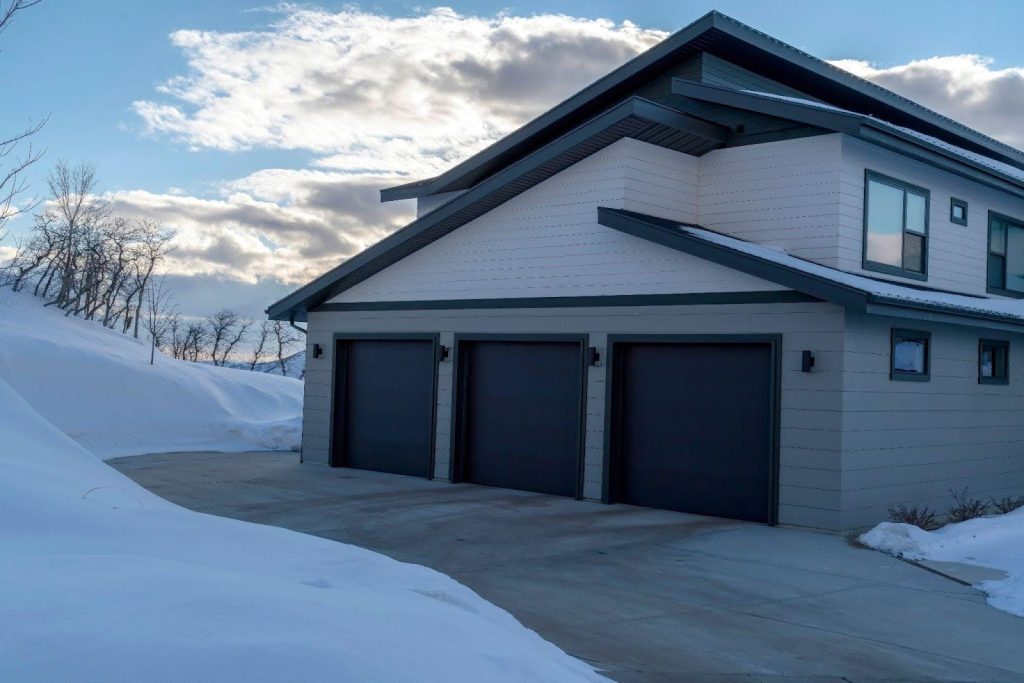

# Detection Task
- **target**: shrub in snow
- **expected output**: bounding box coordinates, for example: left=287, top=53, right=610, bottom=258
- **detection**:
left=991, top=495, right=1024, bottom=515
left=946, top=488, right=990, bottom=523
left=887, top=505, right=938, bottom=530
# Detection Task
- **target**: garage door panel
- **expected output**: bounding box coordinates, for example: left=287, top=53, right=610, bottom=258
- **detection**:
left=613, top=341, right=774, bottom=523
left=458, top=340, right=583, bottom=497
left=334, top=338, right=435, bottom=478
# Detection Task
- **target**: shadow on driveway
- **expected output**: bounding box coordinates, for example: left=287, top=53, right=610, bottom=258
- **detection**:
left=111, top=451, right=1024, bottom=682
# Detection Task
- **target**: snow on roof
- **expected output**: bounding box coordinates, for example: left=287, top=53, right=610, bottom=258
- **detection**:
left=679, top=224, right=1024, bottom=323
left=742, top=89, right=1024, bottom=186
left=887, top=124, right=1024, bottom=185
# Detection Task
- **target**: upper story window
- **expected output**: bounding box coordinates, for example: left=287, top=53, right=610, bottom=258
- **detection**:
left=863, top=171, right=929, bottom=280
left=988, top=212, right=1024, bottom=297
left=951, top=198, right=968, bottom=226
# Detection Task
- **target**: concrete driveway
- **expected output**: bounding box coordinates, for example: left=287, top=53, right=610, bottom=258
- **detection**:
left=111, top=451, right=1024, bottom=682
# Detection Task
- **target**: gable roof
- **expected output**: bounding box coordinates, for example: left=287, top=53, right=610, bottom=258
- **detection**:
left=597, top=208, right=1024, bottom=330
left=267, top=98, right=728, bottom=320
left=381, top=11, right=1024, bottom=203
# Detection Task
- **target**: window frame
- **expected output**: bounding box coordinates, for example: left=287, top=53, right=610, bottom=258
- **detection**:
left=978, top=338, right=1010, bottom=386
left=950, top=198, right=968, bottom=226
left=987, top=211, right=1024, bottom=299
left=862, top=170, right=930, bottom=281
left=890, top=328, right=931, bottom=382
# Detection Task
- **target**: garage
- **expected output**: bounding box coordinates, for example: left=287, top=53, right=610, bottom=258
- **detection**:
left=452, top=337, right=586, bottom=497
left=607, top=337, right=778, bottom=523
left=331, top=336, right=437, bottom=477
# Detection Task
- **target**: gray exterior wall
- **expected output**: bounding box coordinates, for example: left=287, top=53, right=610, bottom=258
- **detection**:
left=840, top=312, right=1024, bottom=529
left=302, top=300, right=848, bottom=530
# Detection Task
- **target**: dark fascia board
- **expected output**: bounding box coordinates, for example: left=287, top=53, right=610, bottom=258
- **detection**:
left=699, top=15, right=1024, bottom=169
left=857, top=126, right=1024, bottom=201
left=267, top=98, right=728, bottom=321
left=675, top=80, right=1024, bottom=201
left=598, top=207, right=1024, bottom=330
left=316, top=291, right=815, bottom=312
left=596, top=208, right=870, bottom=310
left=382, top=11, right=1023, bottom=202
left=379, top=12, right=721, bottom=202
left=672, top=79, right=864, bottom=134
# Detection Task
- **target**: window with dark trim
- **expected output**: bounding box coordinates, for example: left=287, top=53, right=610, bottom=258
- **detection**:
left=891, top=329, right=930, bottom=381
left=863, top=171, right=929, bottom=280
left=950, top=198, right=968, bottom=226
left=988, top=212, right=1024, bottom=297
left=979, top=339, right=1009, bottom=385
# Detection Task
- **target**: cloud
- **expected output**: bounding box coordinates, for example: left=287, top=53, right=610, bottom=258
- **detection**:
left=133, top=7, right=665, bottom=178
left=121, top=6, right=665, bottom=305
left=106, top=171, right=408, bottom=286
left=830, top=55, right=1024, bottom=149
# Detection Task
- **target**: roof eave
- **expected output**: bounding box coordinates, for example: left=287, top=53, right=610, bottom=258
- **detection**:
left=267, top=98, right=729, bottom=320
left=597, top=207, right=1024, bottom=331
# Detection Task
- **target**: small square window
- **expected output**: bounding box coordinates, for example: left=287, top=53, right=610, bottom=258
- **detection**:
left=979, top=339, right=1009, bottom=385
left=891, top=329, right=931, bottom=381
left=951, top=198, right=968, bottom=226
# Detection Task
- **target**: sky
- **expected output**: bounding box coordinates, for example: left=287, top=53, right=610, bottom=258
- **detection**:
left=2, top=0, right=1024, bottom=318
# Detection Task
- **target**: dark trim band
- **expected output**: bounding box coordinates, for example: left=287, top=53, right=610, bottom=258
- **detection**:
left=314, top=290, right=816, bottom=312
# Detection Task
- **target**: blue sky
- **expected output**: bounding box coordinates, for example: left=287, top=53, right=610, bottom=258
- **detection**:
left=3, top=1, right=1023, bottom=316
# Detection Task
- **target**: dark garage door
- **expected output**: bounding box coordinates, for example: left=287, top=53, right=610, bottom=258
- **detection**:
left=610, top=341, right=775, bottom=523
left=332, top=338, right=436, bottom=477
left=455, top=339, right=584, bottom=497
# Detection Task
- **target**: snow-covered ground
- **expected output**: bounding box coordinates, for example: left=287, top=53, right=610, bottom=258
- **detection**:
left=862, top=513, right=1024, bottom=617
left=0, top=289, right=605, bottom=681
left=0, top=289, right=302, bottom=457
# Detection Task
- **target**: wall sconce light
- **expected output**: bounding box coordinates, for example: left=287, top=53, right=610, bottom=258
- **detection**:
left=312, top=343, right=323, bottom=359
left=439, top=345, right=451, bottom=362
left=801, top=350, right=815, bottom=373
left=587, top=346, right=602, bottom=366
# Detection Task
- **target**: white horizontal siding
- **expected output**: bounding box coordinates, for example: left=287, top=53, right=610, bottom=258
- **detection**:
left=332, top=138, right=787, bottom=303
left=698, top=134, right=844, bottom=268
left=839, top=135, right=1024, bottom=296
left=840, top=311, right=1024, bottom=528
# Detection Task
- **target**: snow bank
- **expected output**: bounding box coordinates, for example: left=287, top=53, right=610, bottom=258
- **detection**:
left=0, top=289, right=301, bottom=457
left=0, top=308, right=606, bottom=680
left=862, top=513, right=1024, bottom=617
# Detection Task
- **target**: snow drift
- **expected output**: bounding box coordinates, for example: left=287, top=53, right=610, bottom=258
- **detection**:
left=0, top=289, right=605, bottom=681
left=862, top=514, right=1024, bottom=618
left=0, top=289, right=301, bottom=457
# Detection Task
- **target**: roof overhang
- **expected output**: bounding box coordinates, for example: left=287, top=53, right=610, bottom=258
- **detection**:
left=596, top=208, right=1024, bottom=331
left=673, top=80, right=1024, bottom=201
left=382, top=11, right=1024, bottom=203
left=267, top=98, right=729, bottom=321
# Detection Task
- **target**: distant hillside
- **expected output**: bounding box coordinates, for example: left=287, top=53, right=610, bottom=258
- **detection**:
left=0, top=289, right=302, bottom=458
left=218, top=350, right=306, bottom=379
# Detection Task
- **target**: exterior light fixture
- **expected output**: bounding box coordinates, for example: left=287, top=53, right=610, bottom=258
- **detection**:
left=801, top=350, right=815, bottom=373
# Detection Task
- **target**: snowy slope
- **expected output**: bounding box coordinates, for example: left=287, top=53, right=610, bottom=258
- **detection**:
left=862, top=515, right=1024, bottom=617
left=0, top=375, right=605, bottom=681
left=0, top=289, right=606, bottom=680
left=0, top=289, right=301, bottom=458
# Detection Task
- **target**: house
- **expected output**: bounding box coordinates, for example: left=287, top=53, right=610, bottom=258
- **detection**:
left=268, top=11, right=1024, bottom=531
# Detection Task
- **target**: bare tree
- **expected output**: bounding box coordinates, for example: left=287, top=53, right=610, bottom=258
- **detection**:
left=271, top=320, right=301, bottom=376
left=142, top=276, right=176, bottom=365
left=128, top=219, right=174, bottom=337
left=4, top=160, right=177, bottom=334
left=0, top=1, right=46, bottom=239
left=248, top=320, right=272, bottom=370
left=182, top=322, right=208, bottom=363
left=207, top=308, right=251, bottom=366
